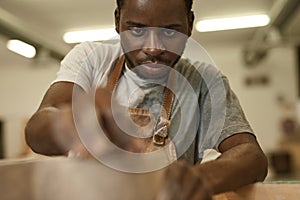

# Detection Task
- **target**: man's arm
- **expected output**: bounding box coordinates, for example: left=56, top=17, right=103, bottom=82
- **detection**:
left=25, top=82, right=144, bottom=156
left=25, top=82, right=81, bottom=156
left=196, top=133, right=268, bottom=194
left=156, top=133, right=268, bottom=200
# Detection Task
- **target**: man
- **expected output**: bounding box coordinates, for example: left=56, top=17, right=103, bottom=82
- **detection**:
left=25, top=0, right=268, bottom=199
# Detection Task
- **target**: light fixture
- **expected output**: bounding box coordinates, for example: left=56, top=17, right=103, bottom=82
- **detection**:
left=196, top=14, right=270, bottom=32
left=6, top=39, right=36, bottom=58
left=63, top=28, right=118, bottom=43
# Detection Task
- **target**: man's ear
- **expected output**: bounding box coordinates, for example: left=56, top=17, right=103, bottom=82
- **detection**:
left=188, top=11, right=195, bottom=36
left=114, top=8, right=120, bottom=34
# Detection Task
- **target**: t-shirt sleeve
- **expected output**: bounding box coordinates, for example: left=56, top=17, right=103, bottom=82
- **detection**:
left=214, top=77, right=254, bottom=149
left=197, top=67, right=254, bottom=154
left=53, top=42, right=98, bottom=92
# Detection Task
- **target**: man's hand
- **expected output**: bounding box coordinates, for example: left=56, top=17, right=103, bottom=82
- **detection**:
left=58, top=87, right=146, bottom=157
left=154, top=134, right=268, bottom=200
left=53, top=104, right=94, bottom=158
left=156, top=160, right=212, bottom=200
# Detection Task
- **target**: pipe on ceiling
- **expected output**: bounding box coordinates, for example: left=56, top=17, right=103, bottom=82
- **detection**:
left=243, top=0, right=300, bottom=66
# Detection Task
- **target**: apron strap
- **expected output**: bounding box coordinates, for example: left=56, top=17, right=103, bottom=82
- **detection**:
left=106, top=56, right=178, bottom=157
left=107, top=55, right=174, bottom=121
left=107, top=55, right=126, bottom=92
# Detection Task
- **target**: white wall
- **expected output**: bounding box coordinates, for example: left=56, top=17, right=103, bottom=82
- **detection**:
left=0, top=62, right=59, bottom=158
left=204, top=42, right=298, bottom=153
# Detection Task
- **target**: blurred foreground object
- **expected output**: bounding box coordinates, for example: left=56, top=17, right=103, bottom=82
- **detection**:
left=0, top=157, right=299, bottom=200
left=0, top=157, right=164, bottom=200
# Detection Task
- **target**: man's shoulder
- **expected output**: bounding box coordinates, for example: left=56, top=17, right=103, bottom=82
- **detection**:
left=62, top=41, right=122, bottom=66
left=174, top=58, right=206, bottom=80
left=75, top=41, right=121, bottom=55
left=174, top=58, right=226, bottom=91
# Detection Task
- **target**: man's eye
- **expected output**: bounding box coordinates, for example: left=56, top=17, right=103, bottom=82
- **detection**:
left=163, top=30, right=176, bottom=37
left=131, top=28, right=146, bottom=36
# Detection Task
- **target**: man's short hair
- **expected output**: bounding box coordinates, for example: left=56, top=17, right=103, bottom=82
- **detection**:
left=116, top=0, right=193, bottom=13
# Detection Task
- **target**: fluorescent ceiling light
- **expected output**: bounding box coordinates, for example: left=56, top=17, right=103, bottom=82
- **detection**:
left=196, top=14, right=270, bottom=32
left=6, top=39, right=36, bottom=58
left=63, top=28, right=118, bottom=43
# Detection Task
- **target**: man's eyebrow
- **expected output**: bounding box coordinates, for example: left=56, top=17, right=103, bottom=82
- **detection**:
left=164, top=24, right=183, bottom=29
left=126, top=21, right=182, bottom=29
left=126, top=21, right=147, bottom=27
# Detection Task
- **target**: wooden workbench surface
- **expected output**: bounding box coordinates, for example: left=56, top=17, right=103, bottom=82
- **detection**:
left=0, top=157, right=299, bottom=200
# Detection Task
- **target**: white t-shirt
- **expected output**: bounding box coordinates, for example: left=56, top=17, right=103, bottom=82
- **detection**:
left=54, top=41, right=254, bottom=164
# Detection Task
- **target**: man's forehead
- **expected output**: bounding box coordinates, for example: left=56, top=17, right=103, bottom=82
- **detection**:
left=122, top=0, right=186, bottom=9
left=136, top=0, right=149, bottom=7
left=118, top=0, right=191, bottom=31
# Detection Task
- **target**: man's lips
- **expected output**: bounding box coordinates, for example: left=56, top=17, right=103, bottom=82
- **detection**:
left=139, top=61, right=170, bottom=68
left=140, top=62, right=165, bottom=73
left=130, top=60, right=172, bottom=77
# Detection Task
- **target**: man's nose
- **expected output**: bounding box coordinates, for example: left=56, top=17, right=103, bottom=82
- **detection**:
left=142, top=30, right=165, bottom=57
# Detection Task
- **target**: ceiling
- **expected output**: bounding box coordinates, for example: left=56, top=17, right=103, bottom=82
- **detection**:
left=0, top=0, right=299, bottom=67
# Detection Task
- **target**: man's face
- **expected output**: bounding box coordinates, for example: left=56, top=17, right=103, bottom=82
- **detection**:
left=115, top=0, right=194, bottom=79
